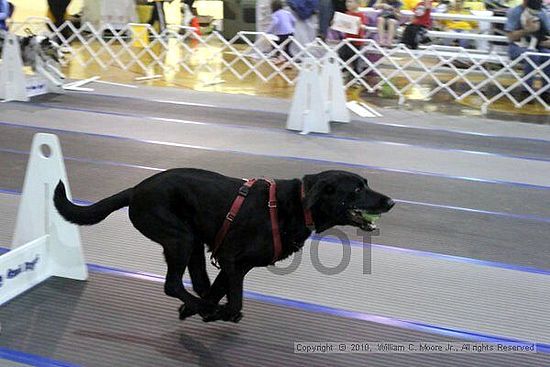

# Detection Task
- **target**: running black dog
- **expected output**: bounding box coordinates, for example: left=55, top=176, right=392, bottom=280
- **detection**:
left=54, top=169, right=394, bottom=323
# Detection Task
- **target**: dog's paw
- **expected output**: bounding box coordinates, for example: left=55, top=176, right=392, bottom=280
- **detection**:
left=178, top=304, right=197, bottom=320
left=201, top=304, right=243, bottom=323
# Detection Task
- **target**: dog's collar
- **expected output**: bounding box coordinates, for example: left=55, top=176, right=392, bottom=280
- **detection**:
left=301, top=181, right=315, bottom=231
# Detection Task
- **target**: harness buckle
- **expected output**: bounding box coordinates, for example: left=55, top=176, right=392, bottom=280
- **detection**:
left=226, top=213, right=235, bottom=222
left=238, top=185, right=250, bottom=197
left=268, top=200, right=277, bottom=208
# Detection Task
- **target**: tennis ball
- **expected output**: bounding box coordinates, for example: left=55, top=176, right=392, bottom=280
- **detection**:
left=379, top=83, right=395, bottom=98
left=362, top=213, right=381, bottom=222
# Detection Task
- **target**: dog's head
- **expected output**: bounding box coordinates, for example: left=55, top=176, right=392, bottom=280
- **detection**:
left=37, top=36, right=62, bottom=63
left=303, top=170, right=394, bottom=232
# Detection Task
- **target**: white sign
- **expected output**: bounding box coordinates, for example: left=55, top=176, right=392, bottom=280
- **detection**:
left=0, top=237, right=48, bottom=305
left=331, top=12, right=360, bottom=35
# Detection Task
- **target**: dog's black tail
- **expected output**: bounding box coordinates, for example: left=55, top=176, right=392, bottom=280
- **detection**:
left=53, top=181, right=132, bottom=225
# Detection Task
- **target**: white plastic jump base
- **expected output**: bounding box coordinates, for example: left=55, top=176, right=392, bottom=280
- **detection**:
left=0, top=33, right=64, bottom=102
left=286, top=57, right=350, bottom=134
left=321, top=56, right=350, bottom=123
left=0, top=33, right=28, bottom=101
left=0, top=133, right=87, bottom=306
left=286, top=59, right=330, bottom=135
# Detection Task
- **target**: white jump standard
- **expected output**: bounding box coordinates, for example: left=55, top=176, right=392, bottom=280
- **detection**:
left=0, top=32, right=65, bottom=102
left=0, top=133, right=87, bottom=305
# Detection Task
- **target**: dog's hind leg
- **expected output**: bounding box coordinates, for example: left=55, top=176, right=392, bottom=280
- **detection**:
left=163, top=238, right=216, bottom=320
left=188, top=246, right=211, bottom=298
left=129, top=208, right=212, bottom=320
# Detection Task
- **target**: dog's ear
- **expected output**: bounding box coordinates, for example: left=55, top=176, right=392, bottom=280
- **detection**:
left=304, top=176, right=335, bottom=209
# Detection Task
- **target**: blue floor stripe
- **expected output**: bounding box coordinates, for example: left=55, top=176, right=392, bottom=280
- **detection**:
left=66, top=90, right=550, bottom=145
left=0, top=119, right=549, bottom=190
left=84, top=262, right=550, bottom=354
left=1, top=186, right=550, bottom=276
left=2, top=148, right=550, bottom=224
left=0, top=347, right=81, bottom=367
left=314, top=236, right=550, bottom=276
left=1, top=247, right=549, bottom=354
left=23, top=101, right=550, bottom=163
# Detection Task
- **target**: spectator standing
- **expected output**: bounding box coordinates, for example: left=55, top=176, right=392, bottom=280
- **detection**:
left=266, top=0, right=297, bottom=63
left=47, top=0, right=72, bottom=29
left=288, top=0, right=320, bottom=57
left=336, top=0, right=368, bottom=71
left=319, top=0, right=333, bottom=38
left=375, top=0, right=402, bottom=47
left=506, top=0, right=550, bottom=102
left=0, top=0, right=13, bottom=31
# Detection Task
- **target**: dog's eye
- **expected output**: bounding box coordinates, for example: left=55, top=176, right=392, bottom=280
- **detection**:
left=354, top=187, right=362, bottom=193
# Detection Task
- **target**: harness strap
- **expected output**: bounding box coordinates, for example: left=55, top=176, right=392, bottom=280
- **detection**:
left=263, top=178, right=282, bottom=264
left=212, top=178, right=257, bottom=265
left=212, top=179, right=313, bottom=268
left=301, top=181, right=315, bottom=230
left=211, top=178, right=282, bottom=267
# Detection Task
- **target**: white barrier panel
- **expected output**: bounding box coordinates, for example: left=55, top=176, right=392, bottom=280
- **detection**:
left=0, top=236, right=49, bottom=304
left=321, top=56, right=350, bottom=123
left=1, top=133, right=87, bottom=305
left=287, top=59, right=330, bottom=134
left=0, top=33, right=28, bottom=102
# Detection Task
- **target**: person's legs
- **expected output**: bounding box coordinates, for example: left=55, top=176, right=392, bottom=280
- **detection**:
left=148, top=3, right=159, bottom=25
left=536, top=48, right=550, bottom=91
left=508, top=43, right=543, bottom=102
left=274, top=34, right=291, bottom=63
left=48, top=0, right=71, bottom=28
left=509, top=43, right=534, bottom=89
left=318, top=0, right=334, bottom=39
left=456, top=31, right=471, bottom=49
left=387, top=19, right=398, bottom=47
left=377, top=17, right=387, bottom=46
left=338, top=43, right=353, bottom=65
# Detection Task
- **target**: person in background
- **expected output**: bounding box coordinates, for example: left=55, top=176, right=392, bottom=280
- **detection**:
left=506, top=0, right=550, bottom=102
left=402, top=0, right=432, bottom=48
left=266, top=0, right=297, bottom=63
left=0, top=0, right=13, bottom=31
left=375, top=0, right=402, bottom=46
left=441, top=0, right=477, bottom=48
left=189, top=7, right=201, bottom=35
left=412, top=0, right=433, bottom=28
left=402, top=0, right=420, bottom=9
left=288, top=0, right=320, bottom=57
left=336, top=0, right=368, bottom=72
left=319, top=0, right=333, bottom=38
left=47, top=0, right=72, bottom=29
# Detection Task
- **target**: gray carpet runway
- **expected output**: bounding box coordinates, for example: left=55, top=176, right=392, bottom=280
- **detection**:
left=0, top=86, right=549, bottom=367
left=2, top=274, right=549, bottom=367
left=0, top=125, right=548, bottom=268
left=29, top=93, right=550, bottom=161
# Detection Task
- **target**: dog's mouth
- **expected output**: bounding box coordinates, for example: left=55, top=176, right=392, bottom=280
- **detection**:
left=348, top=209, right=382, bottom=231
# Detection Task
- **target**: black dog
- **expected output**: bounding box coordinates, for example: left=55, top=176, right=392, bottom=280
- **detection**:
left=54, top=169, right=394, bottom=323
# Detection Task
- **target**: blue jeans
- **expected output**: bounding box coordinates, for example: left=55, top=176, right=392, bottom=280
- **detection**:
left=444, top=30, right=471, bottom=49
left=508, top=43, right=550, bottom=89
left=318, top=0, right=333, bottom=39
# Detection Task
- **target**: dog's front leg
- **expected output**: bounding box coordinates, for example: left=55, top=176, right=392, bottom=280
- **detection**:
left=202, top=263, right=248, bottom=323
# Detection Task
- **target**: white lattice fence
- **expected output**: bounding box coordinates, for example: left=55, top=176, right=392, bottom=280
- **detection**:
left=7, top=18, right=550, bottom=112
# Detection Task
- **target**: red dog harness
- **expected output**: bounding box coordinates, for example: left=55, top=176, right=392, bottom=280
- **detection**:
left=211, top=178, right=314, bottom=267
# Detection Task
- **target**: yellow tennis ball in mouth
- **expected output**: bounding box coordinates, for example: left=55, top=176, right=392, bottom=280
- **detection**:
left=362, top=213, right=381, bottom=223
